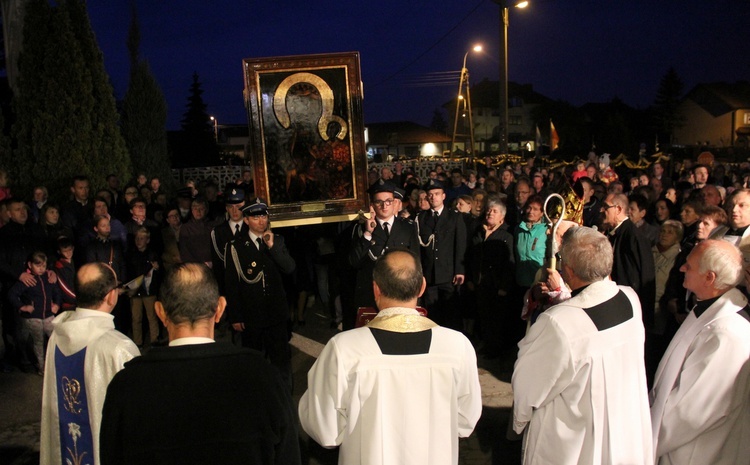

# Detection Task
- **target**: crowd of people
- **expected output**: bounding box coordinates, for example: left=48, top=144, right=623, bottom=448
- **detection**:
left=1, top=151, right=750, bottom=464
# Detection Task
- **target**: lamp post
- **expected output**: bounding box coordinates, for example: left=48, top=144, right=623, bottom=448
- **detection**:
left=493, top=0, right=527, bottom=156
left=451, top=44, right=482, bottom=158
left=209, top=115, right=218, bottom=142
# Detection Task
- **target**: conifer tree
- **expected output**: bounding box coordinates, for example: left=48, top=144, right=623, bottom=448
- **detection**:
left=121, top=3, right=171, bottom=184
left=11, top=0, right=131, bottom=199
left=653, top=67, right=685, bottom=147
left=430, top=108, right=448, bottom=135
left=175, top=72, right=220, bottom=167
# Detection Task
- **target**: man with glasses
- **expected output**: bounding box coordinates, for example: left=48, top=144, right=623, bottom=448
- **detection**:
left=223, top=198, right=295, bottom=388
left=507, top=176, right=533, bottom=227
left=124, top=197, right=161, bottom=254
left=416, top=179, right=467, bottom=330
left=349, top=181, right=419, bottom=315
left=602, top=193, right=656, bottom=339
left=115, top=186, right=139, bottom=222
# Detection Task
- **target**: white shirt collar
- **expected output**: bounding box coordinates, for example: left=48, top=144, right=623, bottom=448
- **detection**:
left=377, top=215, right=395, bottom=228
left=169, top=337, right=215, bottom=347
left=248, top=231, right=264, bottom=249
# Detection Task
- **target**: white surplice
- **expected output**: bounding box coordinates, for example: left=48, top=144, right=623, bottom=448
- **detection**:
left=40, top=308, right=140, bottom=465
left=512, top=279, right=653, bottom=465
left=298, top=308, right=482, bottom=465
left=650, top=288, right=750, bottom=465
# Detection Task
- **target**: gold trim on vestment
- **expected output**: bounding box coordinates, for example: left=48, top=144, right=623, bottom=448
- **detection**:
left=367, top=314, right=437, bottom=332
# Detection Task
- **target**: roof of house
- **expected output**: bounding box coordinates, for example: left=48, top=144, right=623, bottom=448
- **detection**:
left=684, top=81, right=750, bottom=117
left=366, top=121, right=451, bottom=145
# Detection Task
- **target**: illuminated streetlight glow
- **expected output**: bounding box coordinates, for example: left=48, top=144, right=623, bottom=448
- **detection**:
left=209, top=115, right=218, bottom=142
left=452, top=44, right=483, bottom=157
left=494, top=0, right=529, bottom=155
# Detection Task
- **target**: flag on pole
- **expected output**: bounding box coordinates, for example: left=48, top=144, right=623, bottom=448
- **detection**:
left=535, top=125, right=541, bottom=156
left=550, top=120, right=560, bottom=152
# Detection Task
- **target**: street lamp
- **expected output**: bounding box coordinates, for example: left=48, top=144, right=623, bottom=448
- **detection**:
left=209, top=115, right=218, bottom=142
left=493, top=0, right=528, bottom=156
left=451, top=44, right=482, bottom=158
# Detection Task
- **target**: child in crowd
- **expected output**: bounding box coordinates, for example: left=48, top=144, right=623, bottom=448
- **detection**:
left=54, top=237, right=76, bottom=312
left=8, top=251, right=61, bottom=375
left=571, top=161, right=588, bottom=183
left=455, top=194, right=473, bottom=214
left=125, top=227, right=161, bottom=349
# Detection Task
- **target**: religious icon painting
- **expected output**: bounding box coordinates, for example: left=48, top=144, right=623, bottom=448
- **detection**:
left=243, top=52, right=368, bottom=226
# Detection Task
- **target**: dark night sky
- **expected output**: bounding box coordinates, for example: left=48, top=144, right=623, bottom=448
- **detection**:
left=87, top=0, right=750, bottom=131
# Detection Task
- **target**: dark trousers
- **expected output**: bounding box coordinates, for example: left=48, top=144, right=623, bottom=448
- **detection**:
left=239, top=321, right=292, bottom=390
left=476, top=287, right=507, bottom=355
left=422, top=282, right=462, bottom=331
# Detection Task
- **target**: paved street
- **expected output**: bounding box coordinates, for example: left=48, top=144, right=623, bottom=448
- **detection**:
left=0, top=304, right=522, bottom=465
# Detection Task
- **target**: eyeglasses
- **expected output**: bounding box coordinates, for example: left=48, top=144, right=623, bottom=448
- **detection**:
left=372, top=199, right=394, bottom=207
left=125, top=190, right=137, bottom=195
left=601, top=203, right=616, bottom=211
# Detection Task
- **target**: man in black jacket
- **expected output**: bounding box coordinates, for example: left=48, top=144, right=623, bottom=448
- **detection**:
left=223, top=199, right=295, bottom=387
left=349, top=181, right=419, bottom=311
left=0, top=199, right=47, bottom=367
left=416, top=179, right=467, bottom=330
left=602, top=193, right=656, bottom=329
left=100, top=263, right=300, bottom=465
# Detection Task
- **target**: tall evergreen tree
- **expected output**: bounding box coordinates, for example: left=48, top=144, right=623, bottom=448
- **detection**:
left=430, top=108, right=448, bottom=134
left=121, top=3, right=170, bottom=185
left=652, top=67, right=685, bottom=147
left=175, top=72, right=220, bottom=167
left=11, top=0, right=131, bottom=199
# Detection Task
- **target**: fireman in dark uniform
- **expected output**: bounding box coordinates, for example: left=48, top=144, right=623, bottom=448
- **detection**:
left=416, top=179, right=467, bottom=330
left=223, top=198, right=295, bottom=388
left=348, top=181, right=420, bottom=311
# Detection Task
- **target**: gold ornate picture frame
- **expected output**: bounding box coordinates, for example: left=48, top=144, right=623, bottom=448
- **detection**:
left=243, top=52, right=367, bottom=226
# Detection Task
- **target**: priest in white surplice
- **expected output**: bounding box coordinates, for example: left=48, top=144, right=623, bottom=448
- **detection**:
left=299, top=249, right=482, bottom=465
left=512, top=227, right=653, bottom=465
left=40, top=263, right=139, bottom=465
left=650, top=240, right=750, bottom=465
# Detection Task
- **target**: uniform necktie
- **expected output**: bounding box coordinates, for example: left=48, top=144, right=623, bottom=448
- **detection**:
left=256, top=237, right=262, bottom=250
left=234, top=223, right=240, bottom=235
left=383, top=222, right=390, bottom=237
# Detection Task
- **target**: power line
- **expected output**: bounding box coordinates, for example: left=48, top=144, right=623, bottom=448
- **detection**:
left=371, top=0, right=487, bottom=88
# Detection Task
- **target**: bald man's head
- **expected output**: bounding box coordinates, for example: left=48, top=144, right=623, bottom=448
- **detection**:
left=75, top=262, right=118, bottom=309
left=372, top=249, right=424, bottom=302
left=158, top=263, right=221, bottom=325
